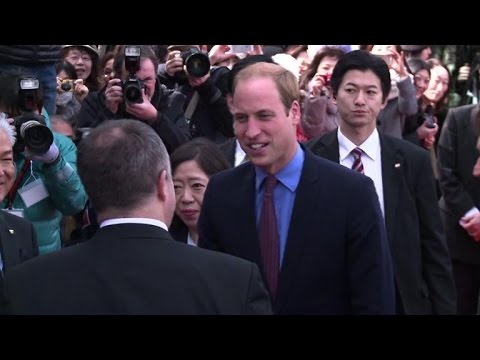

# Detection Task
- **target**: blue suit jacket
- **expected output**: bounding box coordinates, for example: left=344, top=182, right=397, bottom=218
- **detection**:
left=198, top=147, right=395, bottom=314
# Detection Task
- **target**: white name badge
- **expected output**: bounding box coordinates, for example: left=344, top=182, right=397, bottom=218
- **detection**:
left=2, top=208, right=25, bottom=218
left=18, top=179, right=49, bottom=208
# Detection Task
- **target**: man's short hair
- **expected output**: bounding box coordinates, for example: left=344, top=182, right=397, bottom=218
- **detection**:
left=233, top=62, right=300, bottom=114
left=330, top=50, right=391, bottom=103
left=77, top=119, right=170, bottom=213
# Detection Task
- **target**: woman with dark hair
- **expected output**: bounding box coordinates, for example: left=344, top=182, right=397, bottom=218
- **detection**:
left=403, top=57, right=437, bottom=149
left=55, top=60, right=89, bottom=127
left=298, top=46, right=345, bottom=140
left=170, top=138, right=231, bottom=245
left=62, top=45, right=101, bottom=92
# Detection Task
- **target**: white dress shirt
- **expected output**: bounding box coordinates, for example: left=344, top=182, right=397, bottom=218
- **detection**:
left=100, top=218, right=168, bottom=231
left=338, top=128, right=385, bottom=218
left=234, top=139, right=248, bottom=167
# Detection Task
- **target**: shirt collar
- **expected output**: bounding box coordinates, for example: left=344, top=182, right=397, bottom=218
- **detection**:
left=338, top=128, right=380, bottom=162
left=255, top=143, right=304, bottom=192
left=100, top=218, right=168, bottom=231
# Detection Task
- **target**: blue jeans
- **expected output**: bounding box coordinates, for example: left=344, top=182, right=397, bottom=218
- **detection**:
left=0, top=63, right=57, bottom=117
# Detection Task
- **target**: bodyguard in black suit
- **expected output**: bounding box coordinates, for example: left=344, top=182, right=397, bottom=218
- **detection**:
left=308, top=50, right=455, bottom=314
left=198, top=61, right=395, bottom=314
left=4, top=120, right=272, bottom=315
left=438, top=103, right=480, bottom=314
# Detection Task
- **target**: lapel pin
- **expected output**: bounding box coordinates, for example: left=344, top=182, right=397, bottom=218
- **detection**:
left=9, top=229, right=14, bottom=234
left=395, top=163, right=401, bottom=168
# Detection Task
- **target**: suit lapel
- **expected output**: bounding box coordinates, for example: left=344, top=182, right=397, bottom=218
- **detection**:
left=314, top=130, right=340, bottom=163
left=275, top=149, right=323, bottom=311
left=238, top=165, right=263, bottom=265
left=469, top=105, right=480, bottom=149
left=379, top=135, right=401, bottom=247
left=0, top=211, right=21, bottom=272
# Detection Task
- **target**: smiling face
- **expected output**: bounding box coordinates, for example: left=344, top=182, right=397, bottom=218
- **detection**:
left=334, top=69, right=386, bottom=133
left=173, top=160, right=209, bottom=232
left=232, top=76, right=300, bottom=175
left=64, top=47, right=93, bottom=81
left=413, top=69, right=430, bottom=99
left=0, top=130, right=15, bottom=202
left=423, top=65, right=449, bottom=104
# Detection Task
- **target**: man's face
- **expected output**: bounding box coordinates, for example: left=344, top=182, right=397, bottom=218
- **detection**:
left=334, top=69, right=386, bottom=133
left=0, top=130, right=15, bottom=201
left=232, top=76, right=300, bottom=175
left=122, top=58, right=157, bottom=101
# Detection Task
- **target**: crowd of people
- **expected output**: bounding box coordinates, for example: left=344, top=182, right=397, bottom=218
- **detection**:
left=0, top=44, right=479, bottom=315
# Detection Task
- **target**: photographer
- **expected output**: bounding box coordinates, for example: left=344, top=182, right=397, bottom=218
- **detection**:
left=298, top=46, right=345, bottom=140
left=76, top=45, right=189, bottom=153
left=158, top=45, right=234, bottom=144
left=0, top=71, right=88, bottom=255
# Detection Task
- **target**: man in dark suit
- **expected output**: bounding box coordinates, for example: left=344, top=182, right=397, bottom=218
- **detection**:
left=307, top=50, right=456, bottom=315
left=438, top=103, right=480, bottom=314
left=198, top=61, right=395, bottom=314
left=4, top=119, right=272, bottom=315
left=0, top=118, right=38, bottom=313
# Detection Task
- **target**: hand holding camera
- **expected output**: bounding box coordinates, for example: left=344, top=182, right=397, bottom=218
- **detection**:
left=310, top=73, right=331, bottom=97
left=73, top=79, right=89, bottom=101
left=105, top=78, right=124, bottom=114
left=166, top=50, right=185, bottom=78
left=124, top=88, right=157, bottom=123
left=24, top=142, right=59, bottom=165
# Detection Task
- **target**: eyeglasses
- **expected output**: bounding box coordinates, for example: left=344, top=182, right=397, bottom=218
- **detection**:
left=67, top=54, right=92, bottom=63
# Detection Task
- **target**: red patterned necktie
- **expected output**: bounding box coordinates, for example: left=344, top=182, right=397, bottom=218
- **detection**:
left=259, top=175, right=280, bottom=300
left=351, top=147, right=364, bottom=174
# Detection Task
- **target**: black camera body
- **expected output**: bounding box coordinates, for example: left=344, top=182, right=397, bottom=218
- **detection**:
left=174, top=47, right=210, bottom=83
left=14, top=77, right=54, bottom=154
left=425, top=104, right=436, bottom=129
left=122, top=46, right=144, bottom=104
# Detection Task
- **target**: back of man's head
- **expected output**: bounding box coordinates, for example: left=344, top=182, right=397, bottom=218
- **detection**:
left=77, top=119, right=171, bottom=214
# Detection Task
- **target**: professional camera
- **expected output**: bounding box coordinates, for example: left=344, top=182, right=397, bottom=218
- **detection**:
left=122, top=45, right=144, bottom=104
left=13, top=77, right=54, bottom=154
left=181, top=47, right=210, bottom=78
left=60, top=79, right=75, bottom=92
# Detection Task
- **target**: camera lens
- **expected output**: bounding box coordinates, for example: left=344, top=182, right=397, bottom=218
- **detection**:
left=61, top=82, right=72, bottom=92
left=124, top=83, right=143, bottom=104
left=20, top=120, right=54, bottom=154
left=185, top=52, right=210, bottom=78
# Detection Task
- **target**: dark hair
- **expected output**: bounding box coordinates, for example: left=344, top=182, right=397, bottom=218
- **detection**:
left=331, top=50, right=391, bottom=103
left=56, top=60, right=78, bottom=80
left=299, top=46, right=345, bottom=91
left=113, top=45, right=159, bottom=79
left=0, top=70, right=44, bottom=116
left=406, top=58, right=430, bottom=76
left=227, top=54, right=275, bottom=94
left=170, top=137, right=231, bottom=178
left=77, top=119, right=170, bottom=213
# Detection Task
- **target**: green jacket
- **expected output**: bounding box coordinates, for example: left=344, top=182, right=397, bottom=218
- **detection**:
left=1, top=112, right=87, bottom=254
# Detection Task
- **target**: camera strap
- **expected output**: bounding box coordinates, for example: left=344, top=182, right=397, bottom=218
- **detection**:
left=184, top=91, right=199, bottom=122
left=5, top=159, right=31, bottom=210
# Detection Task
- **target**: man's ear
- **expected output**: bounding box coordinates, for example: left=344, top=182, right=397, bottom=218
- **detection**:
left=156, top=169, right=168, bottom=202
left=331, top=94, right=337, bottom=104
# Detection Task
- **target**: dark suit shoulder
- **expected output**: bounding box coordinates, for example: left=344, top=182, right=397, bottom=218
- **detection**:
left=382, top=134, right=430, bottom=159
left=1, top=211, right=34, bottom=230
